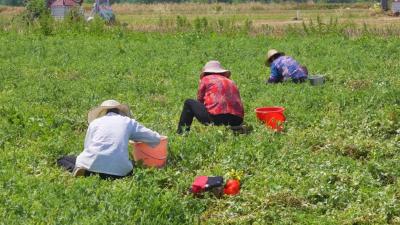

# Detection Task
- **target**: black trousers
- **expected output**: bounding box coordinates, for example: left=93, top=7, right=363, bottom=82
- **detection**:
left=267, top=76, right=306, bottom=84
left=177, top=99, right=243, bottom=134
left=57, top=155, right=133, bottom=180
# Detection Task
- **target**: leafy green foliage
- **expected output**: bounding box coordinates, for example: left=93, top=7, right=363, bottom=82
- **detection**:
left=22, top=0, right=50, bottom=21
left=0, top=26, right=399, bottom=224
left=0, top=0, right=23, bottom=6
left=0, top=0, right=380, bottom=6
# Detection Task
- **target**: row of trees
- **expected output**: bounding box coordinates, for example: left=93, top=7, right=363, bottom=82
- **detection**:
left=0, top=0, right=377, bottom=6
left=0, top=0, right=23, bottom=6
left=109, top=0, right=377, bottom=2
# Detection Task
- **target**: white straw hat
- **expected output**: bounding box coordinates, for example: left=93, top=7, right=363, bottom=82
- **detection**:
left=202, top=60, right=230, bottom=74
left=266, top=49, right=284, bottom=66
left=87, top=100, right=131, bottom=123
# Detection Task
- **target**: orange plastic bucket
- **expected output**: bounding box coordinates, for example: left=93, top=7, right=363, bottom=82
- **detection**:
left=255, top=107, right=286, bottom=132
left=130, top=136, right=168, bottom=168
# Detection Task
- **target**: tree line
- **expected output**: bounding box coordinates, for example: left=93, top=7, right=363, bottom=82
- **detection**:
left=1, top=0, right=23, bottom=6
left=0, top=0, right=375, bottom=7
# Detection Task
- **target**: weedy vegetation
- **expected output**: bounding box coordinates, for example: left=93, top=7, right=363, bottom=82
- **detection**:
left=0, top=2, right=399, bottom=224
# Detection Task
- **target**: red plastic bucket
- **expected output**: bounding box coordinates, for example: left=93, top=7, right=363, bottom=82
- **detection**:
left=255, top=107, right=286, bottom=132
left=129, top=136, right=168, bottom=168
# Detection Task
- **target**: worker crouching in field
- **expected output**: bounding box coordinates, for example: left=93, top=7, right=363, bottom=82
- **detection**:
left=177, top=61, right=244, bottom=134
left=57, top=100, right=161, bottom=179
left=266, top=49, right=308, bottom=84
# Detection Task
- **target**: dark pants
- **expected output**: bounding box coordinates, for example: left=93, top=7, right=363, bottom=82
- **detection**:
left=293, top=77, right=307, bottom=83
left=57, top=155, right=133, bottom=180
left=267, top=76, right=306, bottom=84
left=177, top=99, right=243, bottom=134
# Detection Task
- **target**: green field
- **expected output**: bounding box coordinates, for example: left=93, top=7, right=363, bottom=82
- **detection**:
left=1, top=4, right=400, bottom=224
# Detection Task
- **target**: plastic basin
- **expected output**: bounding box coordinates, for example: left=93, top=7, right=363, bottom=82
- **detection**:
left=255, top=107, right=286, bottom=132
left=130, top=136, right=168, bottom=168
left=309, top=75, right=325, bottom=86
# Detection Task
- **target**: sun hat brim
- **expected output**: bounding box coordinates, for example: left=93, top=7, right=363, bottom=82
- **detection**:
left=87, top=104, right=130, bottom=124
left=265, top=50, right=284, bottom=66
left=202, top=68, right=230, bottom=74
left=200, top=69, right=231, bottom=79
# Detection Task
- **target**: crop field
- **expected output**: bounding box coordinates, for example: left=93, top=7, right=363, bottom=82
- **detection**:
left=1, top=3, right=400, bottom=225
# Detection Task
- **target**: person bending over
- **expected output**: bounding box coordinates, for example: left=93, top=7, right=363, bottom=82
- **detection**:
left=177, top=60, right=244, bottom=134
left=58, top=100, right=161, bottom=179
left=266, top=49, right=308, bottom=84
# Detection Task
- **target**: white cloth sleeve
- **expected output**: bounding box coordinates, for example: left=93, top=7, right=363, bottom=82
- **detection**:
left=83, top=125, right=92, bottom=149
left=129, top=119, right=161, bottom=147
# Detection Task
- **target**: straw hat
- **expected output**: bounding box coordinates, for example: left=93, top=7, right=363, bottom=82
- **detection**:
left=201, top=60, right=231, bottom=78
left=87, top=100, right=131, bottom=123
left=265, top=49, right=283, bottom=66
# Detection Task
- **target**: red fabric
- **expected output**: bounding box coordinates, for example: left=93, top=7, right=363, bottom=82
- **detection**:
left=197, top=75, right=244, bottom=118
left=224, top=179, right=240, bottom=195
left=191, top=176, right=208, bottom=193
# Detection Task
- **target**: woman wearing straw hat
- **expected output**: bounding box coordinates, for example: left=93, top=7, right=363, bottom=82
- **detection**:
left=57, top=100, right=161, bottom=179
left=265, top=49, right=308, bottom=84
left=177, top=60, right=244, bottom=134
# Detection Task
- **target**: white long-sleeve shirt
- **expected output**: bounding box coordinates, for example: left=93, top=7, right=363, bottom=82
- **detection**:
left=75, top=112, right=161, bottom=176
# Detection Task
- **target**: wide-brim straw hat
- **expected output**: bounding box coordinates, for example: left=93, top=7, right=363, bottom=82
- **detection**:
left=87, top=100, right=131, bottom=123
left=201, top=60, right=231, bottom=77
left=265, top=49, right=284, bottom=66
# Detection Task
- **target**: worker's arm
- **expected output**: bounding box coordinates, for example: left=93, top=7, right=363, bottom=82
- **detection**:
left=267, top=63, right=283, bottom=84
left=197, top=79, right=206, bottom=103
left=129, top=119, right=161, bottom=147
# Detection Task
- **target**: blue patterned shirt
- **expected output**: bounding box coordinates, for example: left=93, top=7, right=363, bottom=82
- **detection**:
left=269, top=56, right=307, bottom=82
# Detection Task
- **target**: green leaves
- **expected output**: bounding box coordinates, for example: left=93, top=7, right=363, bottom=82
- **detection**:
left=0, top=31, right=399, bottom=224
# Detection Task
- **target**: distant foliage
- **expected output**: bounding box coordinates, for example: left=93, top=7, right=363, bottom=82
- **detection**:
left=109, top=0, right=376, bottom=3
left=0, top=0, right=23, bottom=6
left=21, top=0, right=50, bottom=22
left=0, top=0, right=379, bottom=6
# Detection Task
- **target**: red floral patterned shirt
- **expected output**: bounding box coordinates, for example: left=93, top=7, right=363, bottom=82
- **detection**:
left=197, top=74, right=244, bottom=118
